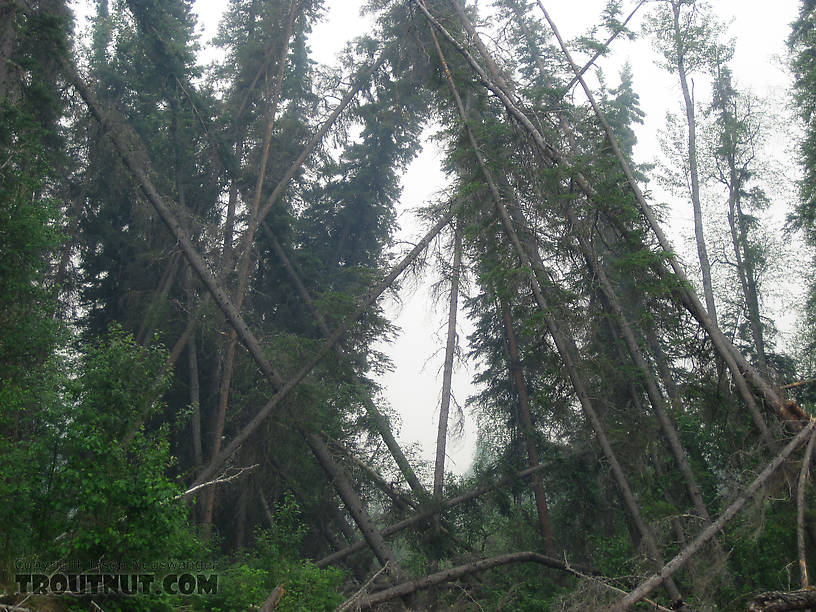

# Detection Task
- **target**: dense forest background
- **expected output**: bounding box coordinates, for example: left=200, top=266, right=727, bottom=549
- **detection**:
left=4, top=0, right=816, bottom=610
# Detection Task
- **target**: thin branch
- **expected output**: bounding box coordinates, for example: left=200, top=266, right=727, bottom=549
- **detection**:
left=553, top=0, right=648, bottom=105
left=176, top=464, right=259, bottom=500
left=784, top=378, right=816, bottom=390
left=335, top=562, right=391, bottom=612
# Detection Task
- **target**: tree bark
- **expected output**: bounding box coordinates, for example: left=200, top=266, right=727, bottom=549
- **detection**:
left=500, top=300, right=555, bottom=556
left=329, top=438, right=416, bottom=513
left=725, top=176, right=768, bottom=375
left=433, top=226, right=462, bottom=501
left=306, top=433, right=405, bottom=582
left=668, top=0, right=718, bottom=327
left=797, top=429, right=816, bottom=588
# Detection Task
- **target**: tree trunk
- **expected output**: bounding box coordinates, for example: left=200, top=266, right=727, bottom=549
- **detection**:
left=316, top=461, right=552, bottom=568
left=346, top=551, right=579, bottom=610
left=669, top=0, right=718, bottom=327
left=329, top=438, right=416, bottom=512
left=731, top=185, right=769, bottom=374
left=500, top=300, right=555, bottom=556
left=797, top=429, right=816, bottom=588
left=433, top=226, right=462, bottom=501
left=306, top=433, right=405, bottom=582
left=747, top=589, right=816, bottom=611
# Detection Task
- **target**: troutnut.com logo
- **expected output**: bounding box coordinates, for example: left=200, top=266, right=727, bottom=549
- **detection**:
left=15, top=572, right=218, bottom=596
left=12, top=560, right=219, bottom=597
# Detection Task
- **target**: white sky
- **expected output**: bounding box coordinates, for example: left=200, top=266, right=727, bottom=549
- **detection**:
left=73, top=0, right=805, bottom=480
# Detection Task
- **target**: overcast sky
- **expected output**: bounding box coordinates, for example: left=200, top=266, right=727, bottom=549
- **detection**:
left=73, top=0, right=804, bottom=479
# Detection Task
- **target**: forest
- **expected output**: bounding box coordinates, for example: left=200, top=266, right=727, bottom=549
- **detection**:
left=4, top=0, right=816, bottom=609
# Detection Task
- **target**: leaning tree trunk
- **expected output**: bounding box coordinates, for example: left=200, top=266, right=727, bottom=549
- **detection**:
left=306, top=433, right=406, bottom=583
left=316, top=461, right=553, bottom=568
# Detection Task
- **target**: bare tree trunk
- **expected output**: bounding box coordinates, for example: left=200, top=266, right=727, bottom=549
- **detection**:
left=306, top=433, right=405, bottom=582
left=798, top=429, right=816, bottom=588
left=346, top=551, right=580, bottom=610
left=500, top=300, right=555, bottom=556
left=666, top=0, right=718, bottom=327
left=727, top=183, right=769, bottom=374
left=221, top=141, right=242, bottom=278
left=433, top=227, right=462, bottom=501
left=612, top=419, right=816, bottom=610
left=645, top=324, right=682, bottom=408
